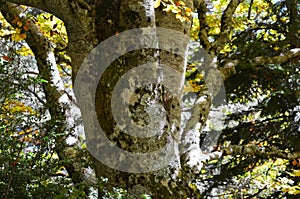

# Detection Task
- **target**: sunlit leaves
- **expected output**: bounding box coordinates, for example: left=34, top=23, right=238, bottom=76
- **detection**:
left=11, top=28, right=26, bottom=42
left=16, top=46, right=34, bottom=57
left=33, top=13, right=68, bottom=47
left=154, top=0, right=161, bottom=8
left=154, top=0, right=193, bottom=22
left=0, top=13, right=13, bottom=37
left=187, top=0, right=300, bottom=197
left=11, top=15, right=28, bottom=42
left=0, top=44, right=73, bottom=198
left=190, top=18, right=200, bottom=40
left=1, top=99, right=35, bottom=115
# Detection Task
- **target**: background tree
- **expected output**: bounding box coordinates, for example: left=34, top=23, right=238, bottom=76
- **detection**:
left=0, top=0, right=299, bottom=198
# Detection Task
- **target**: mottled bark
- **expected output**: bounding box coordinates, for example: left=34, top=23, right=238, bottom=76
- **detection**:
left=90, top=0, right=201, bottom=197
left=0, top=0, right=237, bottom=197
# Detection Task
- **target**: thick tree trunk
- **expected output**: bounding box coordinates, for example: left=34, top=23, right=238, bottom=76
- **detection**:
left=2, top=0, right=201, bottom=197
left=87, top=0, right=201, bottom=197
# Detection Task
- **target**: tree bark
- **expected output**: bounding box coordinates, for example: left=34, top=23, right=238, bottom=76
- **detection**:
left=3, top=0, right=300, bottom=198
left=87, top=0, right=202, bottom=197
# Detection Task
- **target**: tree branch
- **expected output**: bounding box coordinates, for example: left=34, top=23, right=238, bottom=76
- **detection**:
left=220, top=48, right=300, bottom=79
left=4, top=0, right=72, bottom=22
left=247, top=0, right=254, bottom=20
left=180, top=90, right=212, bottom=172
left=1, top=1, right=90, bottom=190
left=197, top=2, right=212, bottom=53
left=186, top=144, right=300, bottom=171
left=249, top=48, right=300, bottom=66
left=212, top=0, right=245, bottom=53
left=222, top=145, right=300, bottom=160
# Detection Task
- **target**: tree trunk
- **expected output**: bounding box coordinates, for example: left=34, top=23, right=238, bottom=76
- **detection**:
left=1, top=0, right=205, bottom=197
left=79, top=0, right=201, bottom=197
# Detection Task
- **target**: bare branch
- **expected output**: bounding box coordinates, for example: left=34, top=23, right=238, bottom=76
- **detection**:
left=247, top=0, right=254, bottom=20
left=250, top=48, right=300, bottom=66
left=180, top=91, right=211, bottom=172
left=222, top=145, right=300, bottom=160
left=220, top=48, right=300, bottom=79
left=195, top=144, right=300, bottom=167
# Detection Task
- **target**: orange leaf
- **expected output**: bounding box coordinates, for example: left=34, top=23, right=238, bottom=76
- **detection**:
left=12, top=15, right=20, bottom=24
left=23, top=25, right=29, bottom=32
left=292, top=159, right=298, bottom=166
left=175, top=1, right=185, bottom=6
left=2, top=55, right=13, bottom=61
left=20, top=33, right=26, bottom=39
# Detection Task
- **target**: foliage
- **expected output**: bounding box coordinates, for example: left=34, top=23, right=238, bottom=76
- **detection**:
left=186, top=0, right=300, bottom=197
left=0, top=22, right=87, bottom=199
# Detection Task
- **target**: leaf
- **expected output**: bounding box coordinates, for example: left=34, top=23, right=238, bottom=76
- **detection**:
left=172, top=6, right=181, bottom=14
left=40, top=79, right=48, bottom=83
left=17, top=21, right=22, bottom=27
left=294, top=170, right=300, bottom=177
left=293, top=159, right=298, bottom=166
left=11, top=33, right=26, bottom=42
left=185, top=7, right=193, bottom=16
left=175, top=1, right=185, bottom=6
left=23, top=25, right=29, bottom=32
left=163, top=5, right=173, bottom=12
left=15, top=28, right=21, bottom=34
left=16, top=46, right=33, bottom=57
left=154, top=0, right=161, bottom=8
left=11, top=33, right=20, bottom=42
left=2, top=55, right=13, bottom=61
left=12, top=15, right=20, bottom=24
left=20, top=33, right=26, bottom=39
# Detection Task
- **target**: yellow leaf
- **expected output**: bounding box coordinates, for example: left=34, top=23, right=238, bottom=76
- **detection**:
left=16, top=46, right=33, bottom=57
left=11, top=33, right=21, bottom=42
left=294, top=170, right=300, bottom=177
left=154, top=0, right=161, bottom=8
left=283, top=187, right=291, bottom=193
left=274, top=46, right=279, bottom=50
left=172, top=6, right=181, bottom=14
left=176, top=13, right=182, bottom=20
left=17, top=21, right=22, bottom=27
left=185, top=7, right=192, bottom=16
left=183, top=84, right=195, bottom=92
left=11, top=33, right=26, bottom=42
left=15, top=28, right=21, bottom=34
left=163, top=5, right=173, bottom=12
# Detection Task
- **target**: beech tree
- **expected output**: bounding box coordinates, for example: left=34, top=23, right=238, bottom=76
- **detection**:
left=0, top=0, right=299, bottom=198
